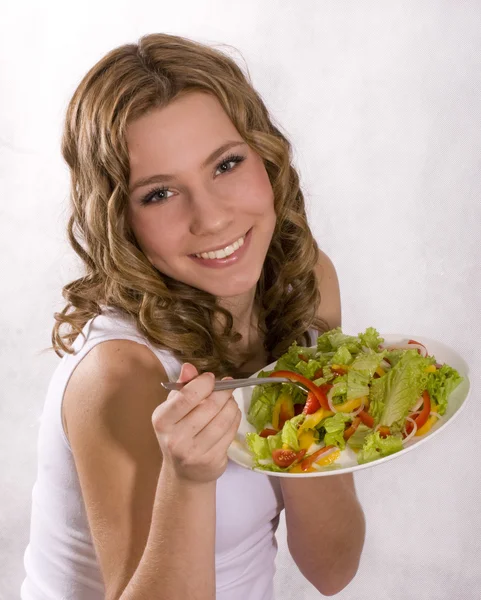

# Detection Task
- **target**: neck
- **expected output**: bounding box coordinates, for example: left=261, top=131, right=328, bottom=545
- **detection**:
left=216, top=287, right=259, bottom=349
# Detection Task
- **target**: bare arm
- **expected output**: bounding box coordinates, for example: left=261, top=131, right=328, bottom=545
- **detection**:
left=64, top=341, right=239, bottom=600
left=121, top=466, right=217, bottom=600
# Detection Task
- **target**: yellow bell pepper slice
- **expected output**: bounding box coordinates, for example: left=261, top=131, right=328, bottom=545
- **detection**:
left=271, top=392, right=294, bottom=430
left=298, top=430, right=316, bottom=451
left=289, top=464, right=316, bottom=473
left=298, top=408, right=334, bottom=435
left=375, top=366, right=386, bottom=377
left=271, top=402, right=281, bottom=431
left=333, top=396, right=364, bottom=414
left=415, top=402, right=438, bottom=436
left=315, top=448, right=341, bottom=467
left=425, top=365, right=437, bottom=373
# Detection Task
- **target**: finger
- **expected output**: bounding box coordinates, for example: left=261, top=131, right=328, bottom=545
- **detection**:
left=177, top=362, right=199, bottom=384
left=165, top=370, right=216, bottom=423
left=178, top=387, right=235, bottom=437
left=204, top=404, right=242, bottom=458
left=193, top=396, right=241, bottom=451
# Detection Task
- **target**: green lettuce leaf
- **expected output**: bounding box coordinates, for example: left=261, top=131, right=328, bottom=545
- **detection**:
left=316, top=328, right=342, bottom=352
left=358, top=327, right=384, bottom=351
left=349, top=350, right=388, bottom=377
left=357, top=431, right=403, bottom=464
left=328, top=332, right=362, bottom=354
left=347, top=369, right=371, bottom=401
left=245, top=431, right=290, bottom=472
left=368, top=351, right=433, bottom=427
left=247, top=383, right=281, bottom=431
left=426, top=364, right=463, bottom=415
left=330, top=379, right=348, bottom=404
left=331, top=345, right=354, bottom=366
left=346, top=423, right=373, bottom=450
left=294, top=358, right=324, bottom=380
left=383, top=349, right=406, bottom=368
left=281, top=414, right=305, bottom=451
left=274, top=342, right=313, bottom=372
left=322, top=413, right=352, bottom=450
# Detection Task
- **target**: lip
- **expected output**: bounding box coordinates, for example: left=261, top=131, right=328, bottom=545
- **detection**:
left=189, top=227, right=252, bottom=269
left=191, top=230, right=249, bottom=256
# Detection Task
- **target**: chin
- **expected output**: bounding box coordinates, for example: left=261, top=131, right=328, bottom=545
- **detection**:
left=193, top=274, right=261, bottom=299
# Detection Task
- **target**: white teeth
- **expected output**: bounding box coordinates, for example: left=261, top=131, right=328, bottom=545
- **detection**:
left=195, top=233, right=246, bottom=260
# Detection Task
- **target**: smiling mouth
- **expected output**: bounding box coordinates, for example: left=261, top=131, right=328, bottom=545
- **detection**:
left=191, top=230, right=249, bottom=260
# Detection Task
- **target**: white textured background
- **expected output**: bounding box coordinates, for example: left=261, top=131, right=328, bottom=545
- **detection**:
left=1, top=1, right=480, bottom=599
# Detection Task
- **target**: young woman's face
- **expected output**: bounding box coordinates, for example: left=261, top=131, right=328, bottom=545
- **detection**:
left=127, top=91, right=277, bottom=299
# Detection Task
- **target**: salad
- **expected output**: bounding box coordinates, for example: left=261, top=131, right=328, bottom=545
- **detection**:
left=246, top=327, right=463, bottom=473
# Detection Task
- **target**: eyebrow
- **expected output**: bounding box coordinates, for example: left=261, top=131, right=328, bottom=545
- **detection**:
left=130, top=140, right=247, bottom=193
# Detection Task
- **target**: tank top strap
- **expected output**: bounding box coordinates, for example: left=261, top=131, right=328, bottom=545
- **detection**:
left=70, top=306, right=182, bottom=383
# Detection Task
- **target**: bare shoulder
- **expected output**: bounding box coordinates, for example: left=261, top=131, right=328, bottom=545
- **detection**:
left=63, top=339, right=169, bottom=447
left=314, top=249, right=342, bottom=330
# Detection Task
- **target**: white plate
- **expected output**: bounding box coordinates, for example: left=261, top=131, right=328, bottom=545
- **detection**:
left=227, top=333, right=471, bottom=477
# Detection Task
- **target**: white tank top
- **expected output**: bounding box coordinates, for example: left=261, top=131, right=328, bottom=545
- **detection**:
left=21, top=306, right=318, bottom=600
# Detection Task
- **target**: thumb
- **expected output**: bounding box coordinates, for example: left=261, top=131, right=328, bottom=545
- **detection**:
left=177, top=362, right=199, bottom=383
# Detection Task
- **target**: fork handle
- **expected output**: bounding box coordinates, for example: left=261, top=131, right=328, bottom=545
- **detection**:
left=161, top=376, right=290, bottom=392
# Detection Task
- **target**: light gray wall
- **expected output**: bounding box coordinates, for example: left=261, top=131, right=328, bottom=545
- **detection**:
left=1, top=1, right=480, bottom=599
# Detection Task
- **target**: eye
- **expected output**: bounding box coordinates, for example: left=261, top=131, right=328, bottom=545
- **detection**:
left=139, top=186, right=173, bottom=206
left=214, top=153, right=245, bottom=176
left=139, top=153, right=246, bottom=206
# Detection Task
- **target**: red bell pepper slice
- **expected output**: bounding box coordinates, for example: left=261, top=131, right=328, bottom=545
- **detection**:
left=269, top=370, right=331, bottom=411
left=405, top=390, right=431, bottom=435
left=378, top=426, right=391, bottom=438
left=358, top=410, right=375, bottom=428
left=300, top=445, right=336, bottom=471
left=343, top=416, right=361, bottom=440
left=408, top=339, right=428, bottom=356
left=272, top=448, right=307, bottom=468
left=294, top=403, right=304, bottom=416
left=259, top=428, right=279, bottom=438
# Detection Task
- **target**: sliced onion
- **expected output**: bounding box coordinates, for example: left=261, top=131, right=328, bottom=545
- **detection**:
left=361, top=345, right=374, bottom=354
left=410, top=396, right=424, bottom=413
left=382, top=341, right=428, bottom=357
left=310, top=446, right=339, bottom=469
left=408, top=411, right=421, bottom=420
left=306, top=442, right=324, bottom=454
left=407, top=342, right=428, bottom=357
left=327, top=387, right=337, bottom=413
left=402, top=417, right=417, bottom=444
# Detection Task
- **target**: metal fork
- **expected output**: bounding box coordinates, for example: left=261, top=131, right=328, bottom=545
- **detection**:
left=161, top=376, right=309, bottom=393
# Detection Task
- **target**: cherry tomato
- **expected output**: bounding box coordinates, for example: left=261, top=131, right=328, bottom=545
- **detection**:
left=272, top=448, right=307, bottom=468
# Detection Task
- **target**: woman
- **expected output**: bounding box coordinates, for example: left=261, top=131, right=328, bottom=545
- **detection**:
left=21, top=33, right=365, bottom=600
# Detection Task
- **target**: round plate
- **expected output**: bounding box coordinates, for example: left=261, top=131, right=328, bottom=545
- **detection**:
left=227, top=333, right=471, bottom=477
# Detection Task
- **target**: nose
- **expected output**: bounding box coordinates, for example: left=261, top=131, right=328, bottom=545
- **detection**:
left=188, top=187, right=234, bottom=237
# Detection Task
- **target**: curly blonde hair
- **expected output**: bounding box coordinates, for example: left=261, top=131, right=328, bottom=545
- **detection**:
left=53, top=33, right=329, bottom=377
